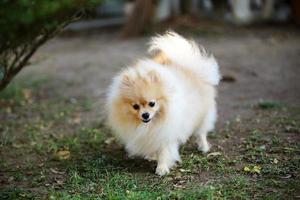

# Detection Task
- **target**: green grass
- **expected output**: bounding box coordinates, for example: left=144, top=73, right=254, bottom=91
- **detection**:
left=256, top=100, right=282, bottom=110
left=0, top=81, right=300, bottom=199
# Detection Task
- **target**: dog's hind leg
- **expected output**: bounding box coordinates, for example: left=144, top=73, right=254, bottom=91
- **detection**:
left=145, top=153, right=157, bottom=161
left=195, top=106, right=217, bottom=153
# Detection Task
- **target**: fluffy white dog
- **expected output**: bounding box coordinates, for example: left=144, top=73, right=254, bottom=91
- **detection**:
left=106, top=31, right=220, bottom=175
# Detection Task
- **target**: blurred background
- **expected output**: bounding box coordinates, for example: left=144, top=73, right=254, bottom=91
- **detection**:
left=68, top=0, right=300, bottom=35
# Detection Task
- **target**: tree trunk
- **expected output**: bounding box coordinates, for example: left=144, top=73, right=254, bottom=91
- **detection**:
left=121, top=0, right=156, bottom=38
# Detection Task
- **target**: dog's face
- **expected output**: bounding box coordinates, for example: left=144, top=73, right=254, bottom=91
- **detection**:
left=129, top=99, right=160, bottom=123
left=116, top=70, right=168, bottom=125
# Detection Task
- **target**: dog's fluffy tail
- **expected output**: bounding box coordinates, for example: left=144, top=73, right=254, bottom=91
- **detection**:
left=149, top=31, right=220, bottom=85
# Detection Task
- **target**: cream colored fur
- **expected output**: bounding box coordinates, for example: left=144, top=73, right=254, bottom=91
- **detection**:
left=106, top=31, right=220, bottom=176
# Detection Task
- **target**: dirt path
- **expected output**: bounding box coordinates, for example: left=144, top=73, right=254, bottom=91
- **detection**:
left=25, top=28, right=300, bottom=125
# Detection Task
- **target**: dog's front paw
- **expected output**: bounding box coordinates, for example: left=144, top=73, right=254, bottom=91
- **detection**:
left=155, top=165, right=170, bottom=176
left=198, top=142, right=211, bottom=153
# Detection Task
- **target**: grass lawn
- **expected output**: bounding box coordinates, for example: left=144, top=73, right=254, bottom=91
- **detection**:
left=0, top=79, right=299, bottom=200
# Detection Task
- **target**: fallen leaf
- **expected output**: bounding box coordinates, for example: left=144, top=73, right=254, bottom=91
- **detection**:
left=253, top=166, right=261, bottom=174
left=72, top=117, right=81, bottom=124
left=281, top=174, right=292, bottom=179
left=259, top=145, right=266, bottom=151
left=19, top=193, right=26, bottom=197
left=22, top=89, right=32, bottom=99
left=6, top=107, right=12, bottom=114
left=179, top=169, right=191, bottom=173
left=244, top=166, right=251, bottom=172
left=30, top=141, right=37, bottom=146
left=244, top=165, right=261, bottom=174
left=105, top=137, right=115, bottom=145
left=174, top=184, right=186, bottom=189
left=55, top=179, right=64, bottom=185
left=50, top=168, right=65, bottom=174
left=38, top=163, right=44, bottom=167
left=207, top=152, right=222, bottom=158
left=97, top=187, right=104, bottom=195
left=8, top=176, right=14, bottom=182
left=12, top=143, right=23, bottom=148
left=55, top=150, right=70, bottom=160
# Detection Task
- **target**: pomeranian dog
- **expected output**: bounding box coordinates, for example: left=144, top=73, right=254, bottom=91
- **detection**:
left=106, top=31, right=220, bottom=176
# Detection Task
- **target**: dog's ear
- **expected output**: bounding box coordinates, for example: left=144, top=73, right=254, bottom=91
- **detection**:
left=148, top=70, right=161, bottom=83
left=121, top=74, right=133, bottom=88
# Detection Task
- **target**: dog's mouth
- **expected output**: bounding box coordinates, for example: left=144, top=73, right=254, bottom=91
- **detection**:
left=142, top=119, right=151, bottom=123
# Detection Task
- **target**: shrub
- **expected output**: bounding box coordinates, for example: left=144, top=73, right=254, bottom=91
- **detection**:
left=0, top=0, right=101, bottom=91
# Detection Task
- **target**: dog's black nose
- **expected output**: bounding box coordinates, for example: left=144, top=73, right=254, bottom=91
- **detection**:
left=142, top=113, right=150, bottom=120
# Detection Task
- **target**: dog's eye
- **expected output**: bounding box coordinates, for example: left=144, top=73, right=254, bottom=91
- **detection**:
left=133, top=104, right=140, bottom=110
left=148, top=101, right=155, bottom=107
